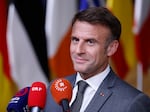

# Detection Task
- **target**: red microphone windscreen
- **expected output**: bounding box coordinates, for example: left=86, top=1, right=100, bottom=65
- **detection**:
left=28, top=82, right=46, bottom=109
left=50, top=78, right=72, bottom=105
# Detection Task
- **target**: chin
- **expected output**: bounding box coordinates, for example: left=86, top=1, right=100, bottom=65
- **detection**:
left=74, top=67, right=86, bottom=73
left=73, top=63, right=88, bottom=71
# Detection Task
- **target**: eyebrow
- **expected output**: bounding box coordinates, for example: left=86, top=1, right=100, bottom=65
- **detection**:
left=71, top=36, right=99, bottom=43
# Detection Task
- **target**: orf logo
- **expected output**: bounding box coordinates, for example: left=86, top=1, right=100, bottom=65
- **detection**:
left=31, top=87, right=42, bottom=91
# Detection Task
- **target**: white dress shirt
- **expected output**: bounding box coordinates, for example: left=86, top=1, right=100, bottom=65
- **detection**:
left=70, top=65, right=110, bottom=112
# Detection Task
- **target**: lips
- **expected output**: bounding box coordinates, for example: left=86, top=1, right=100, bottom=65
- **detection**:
left=74, top=57, right=87, bottom=64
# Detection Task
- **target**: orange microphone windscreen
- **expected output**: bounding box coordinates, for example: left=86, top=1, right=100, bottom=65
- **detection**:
left=50, top=78, right=72, bottom=105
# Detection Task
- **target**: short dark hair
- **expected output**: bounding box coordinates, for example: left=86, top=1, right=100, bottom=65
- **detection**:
left=72, top=7, right=121, bottom=41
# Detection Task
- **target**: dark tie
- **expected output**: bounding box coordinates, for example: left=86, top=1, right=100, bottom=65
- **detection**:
left=71, top=81, right=88, bottom=112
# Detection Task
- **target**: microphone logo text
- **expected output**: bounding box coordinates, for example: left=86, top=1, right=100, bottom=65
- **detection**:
left=55, top=79, right=67, bottom=91
left=32, top=87, right=42, bottom=91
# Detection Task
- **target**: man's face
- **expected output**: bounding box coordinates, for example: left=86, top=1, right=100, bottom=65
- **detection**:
left=70, top=21, right=114, bottom=79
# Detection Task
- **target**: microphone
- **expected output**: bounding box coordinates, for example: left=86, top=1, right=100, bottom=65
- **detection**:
left=7, top=87, right=30, bottom=112
left=28, top=82, right=46, bottom=112
left=50, top=78, right=72, bottom=112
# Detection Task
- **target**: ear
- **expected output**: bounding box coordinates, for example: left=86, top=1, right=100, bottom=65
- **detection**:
left=106, top=40, right=119, bottom=56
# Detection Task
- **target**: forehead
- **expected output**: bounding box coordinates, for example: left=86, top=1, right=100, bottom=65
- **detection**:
left=71, top=21, right=111, bottom=40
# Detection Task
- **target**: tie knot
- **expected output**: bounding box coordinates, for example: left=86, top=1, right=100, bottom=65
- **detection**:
left=78, top=81, right=88, bottom=94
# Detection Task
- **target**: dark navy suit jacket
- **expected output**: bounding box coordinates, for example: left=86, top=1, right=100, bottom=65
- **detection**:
left=44, top=70, right=150, bottom=112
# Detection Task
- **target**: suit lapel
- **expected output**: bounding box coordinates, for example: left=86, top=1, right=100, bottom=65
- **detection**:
left=85, top=70, right=117, bottom=112
left=66, top=74, right=77, bottom=87
left=85, top=88, right=113, bottom=112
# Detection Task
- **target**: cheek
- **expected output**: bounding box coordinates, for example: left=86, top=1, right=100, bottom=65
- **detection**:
left=70, top=44, right=75, bottom=56
left=88, top=49, right=100, bottom=61
left=93, top=52, right=101, bottom=63
left=70, top=43, right=73, bottom=52
left=92, top=49, right=106, bottom=63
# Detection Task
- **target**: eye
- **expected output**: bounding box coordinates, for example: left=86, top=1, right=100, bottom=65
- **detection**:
left=71, top=37, right=79, bottom=44
left=87, top=39, right=96, bottom=46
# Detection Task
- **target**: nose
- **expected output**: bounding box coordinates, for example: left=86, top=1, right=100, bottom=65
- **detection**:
left=76, top=42, right=85, bottom=54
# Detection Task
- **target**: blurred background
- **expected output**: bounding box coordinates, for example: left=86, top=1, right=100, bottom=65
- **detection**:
left=0, top=0, right=150, bottom=111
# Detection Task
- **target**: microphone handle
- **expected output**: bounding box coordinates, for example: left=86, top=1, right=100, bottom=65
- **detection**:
left=61, top=99, right=70, bottom=112
left=30, top=107, right=41, bottom=112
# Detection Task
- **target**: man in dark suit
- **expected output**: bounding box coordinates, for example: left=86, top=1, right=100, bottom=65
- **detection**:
left=44, top=7, right=150, bottom=112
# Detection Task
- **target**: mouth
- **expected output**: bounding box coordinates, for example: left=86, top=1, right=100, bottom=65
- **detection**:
left=74, top=57, right=87, bottom=64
